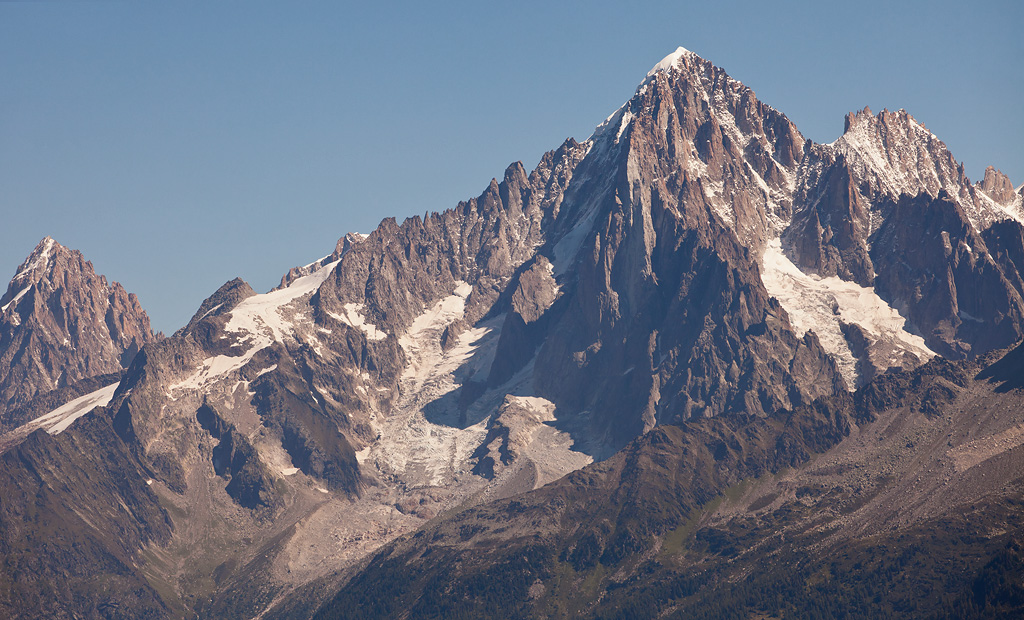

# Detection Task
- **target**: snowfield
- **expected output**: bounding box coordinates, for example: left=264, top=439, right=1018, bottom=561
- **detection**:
left=170, top=259, right=340, bottom=393
left=761, top=238, right=934, bottom=387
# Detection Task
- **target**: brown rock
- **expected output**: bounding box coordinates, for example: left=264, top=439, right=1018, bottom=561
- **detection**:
left=0, top=237, right=155, bottom=415
left=978, top=165, right=1017, bottom=204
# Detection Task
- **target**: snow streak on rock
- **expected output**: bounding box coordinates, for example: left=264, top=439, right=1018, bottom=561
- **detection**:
left=26, top=382, right=121, bottom=435
left=326, top=303, right=388, bottom=340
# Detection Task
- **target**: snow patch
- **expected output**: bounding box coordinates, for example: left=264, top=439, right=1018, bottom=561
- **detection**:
left=1, top=286, right=30, bottom=313
left=958, top=310, right=984, bottom=324
left=761, top=239, right=934, bottom=388
left=616, top=108, right=634, bottom=142
left=302, top=255, right=331, bottom=271
left=226, top=258, right=340, bottom=345
left=4, top=239, right=57, bottom=311
left=590, top=102, right=629, bottom=142
left=327, top=303, right=388, bottom=340
left=30, top=382, right=120, bottom=435
left=399, top=281, right=476, bottom=395
left=173, top=259, right=339, bottom=393
left=197, top=303, right=224, bottom=322
left=170, top=348, right=265, bottom=393
left=647, top=46, right=695, bottom=77
left=978, top=190, right=1024, bottom=226
left=18, top=237, right=57, bottom=277
left=256, top=364, right=278, bottom=378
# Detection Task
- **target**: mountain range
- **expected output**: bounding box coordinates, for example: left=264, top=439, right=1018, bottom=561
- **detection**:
left=1, top=47, right=1023, bottom=619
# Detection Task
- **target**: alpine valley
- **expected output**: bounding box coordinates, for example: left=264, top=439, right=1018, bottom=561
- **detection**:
left=2, top=48, right=1023, bottom=619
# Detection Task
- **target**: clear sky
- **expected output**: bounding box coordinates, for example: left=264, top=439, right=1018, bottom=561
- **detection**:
left=2, top=0, right=1021, bottom=334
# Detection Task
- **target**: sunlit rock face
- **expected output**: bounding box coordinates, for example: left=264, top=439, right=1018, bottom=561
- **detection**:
left=0, top=237, right=155, bottom=418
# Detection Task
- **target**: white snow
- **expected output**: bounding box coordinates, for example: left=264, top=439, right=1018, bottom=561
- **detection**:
left=29, top=382, right=120, bottom=435
left=616, top=108, right=634, bottom=141
left=958, top=310, right=984, bottom=324
left=398, top=281, right=476, bottom=394
left=360, top=281, right=494, bottom=487
left=647, top=46, right=695, bottom=77
left=326, top=303, right=388, bottom=340
left=4, top=238, right=57, bottom=313
left=761, top=239, right=934, bottom=387
left=255, top=364, right=278, bottom=378
left=978, top=190, right=1024, bottom=226
left=302, top=255, right=331, bottom=271
left=226, top=258, right=340, bottom=346
left=830, top=109, right=1011, bottom=232
left=19, top=237, right=57, bottom=277
left=276, top=279, right=591, bottom=572
left=169, top=348, right=265, bottom=393
left=1, top=240, right=59, bottom=313
left=171, top=259, right=339, bottom=393
left=197, top=303, right=224, bottom=322
left=1, top=285, right=30, bottom=313
left=591, top=103, right=629, bottom=142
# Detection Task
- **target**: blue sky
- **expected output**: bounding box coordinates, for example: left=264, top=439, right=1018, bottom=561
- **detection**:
left=2, top=0, right=1021, bottom=333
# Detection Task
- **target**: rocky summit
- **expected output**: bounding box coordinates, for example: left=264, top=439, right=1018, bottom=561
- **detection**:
left=0, top=237, right=155, bottom=432
left=2, top=47, right=1023, bottom=619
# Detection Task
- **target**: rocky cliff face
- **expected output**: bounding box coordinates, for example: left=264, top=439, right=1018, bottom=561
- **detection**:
left=978, top=165, right=1019, bottom=205
left=529, top=49, right=840, bottom=447
left=0, top=237, right=156, bottom=416
left=787, top=106, right=1001, bottom=286
left=1, top=47, right=1022, bottom=619
left=773, top=105, right=1024, bottom=385
left=871, top=191, right=1024, bottom=358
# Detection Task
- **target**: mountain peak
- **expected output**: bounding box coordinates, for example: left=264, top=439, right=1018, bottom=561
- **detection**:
left=0, top=238, right=155, bottom=412
left=978, top=165, right=1017, bottom=205
left=11, top=236, right=65, bottom=284
left=2, top=237, right=67, bottom=313
left=843, top=106, right=874, bottom=132
left=646, top=46, right=699, bottom=77
left=823, top=105, right=986, bottom=221
left=842, top=106, right=930, bottom=137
